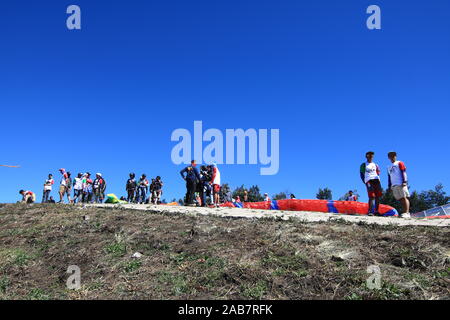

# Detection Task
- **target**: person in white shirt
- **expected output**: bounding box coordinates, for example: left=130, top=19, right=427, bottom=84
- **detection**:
left=210, top=164, right=221, bottom=207
left=42, top=174, right=54, bottom=203
left=387, top=151, right=410, bottom=218
left=346, top=190, right=357, bottom=201
left=360, top=151, right=382, bottom=216
left=73, top=173, right=84, bottom=204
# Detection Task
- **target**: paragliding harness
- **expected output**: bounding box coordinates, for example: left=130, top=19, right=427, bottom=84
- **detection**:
left=126, top=178, right=137, bottom=203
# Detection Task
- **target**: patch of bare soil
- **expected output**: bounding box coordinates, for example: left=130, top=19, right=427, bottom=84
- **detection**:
left=0, top=203, right=448, bottom=300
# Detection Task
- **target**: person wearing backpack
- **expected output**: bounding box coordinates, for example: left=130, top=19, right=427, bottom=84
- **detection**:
left=152, top=176, right=163, bottom=204
left=93, top=173, right=106, bottom=203
left=126, top=173, right=137, bottom=203
left=180, top=160, right=201, bottom=206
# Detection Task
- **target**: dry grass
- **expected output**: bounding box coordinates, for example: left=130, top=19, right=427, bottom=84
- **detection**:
left=0, top=203, right=448, bottom=300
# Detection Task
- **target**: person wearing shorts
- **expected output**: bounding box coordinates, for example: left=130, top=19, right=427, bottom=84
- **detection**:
left=388, top=151, right=410, bottom=218
left=58, top=168, right=69, bottom=203
left=210, top=164, right=221, bottom=208
left=360, top=151, right=382, bottom=216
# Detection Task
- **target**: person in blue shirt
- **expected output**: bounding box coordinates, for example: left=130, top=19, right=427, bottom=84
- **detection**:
left=180, top=160, right=201, bottom=206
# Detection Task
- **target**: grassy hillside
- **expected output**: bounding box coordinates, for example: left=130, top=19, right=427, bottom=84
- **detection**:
left=0, top=203, right=448, bottom=300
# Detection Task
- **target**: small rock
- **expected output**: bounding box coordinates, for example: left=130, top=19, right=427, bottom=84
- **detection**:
left=132, top=252, right=143, bottom=259
left=331, top=255, right=344, bottom=262
left=83, top=215, right=90, bottom=221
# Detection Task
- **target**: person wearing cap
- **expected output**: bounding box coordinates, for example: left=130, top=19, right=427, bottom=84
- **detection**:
left=360, top=151, right=382, bottom=216
left=58, top=168, right=69, bottom=203
left=93, top=173, right=107, bottom=203
left=264, top=193, right=270, bottom=202
left=387, top=151, right=411, bottom=218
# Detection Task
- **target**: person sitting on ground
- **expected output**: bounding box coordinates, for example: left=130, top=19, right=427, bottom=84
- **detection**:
left=19, top=190, right=36, bottom=204
left=346, top=191, right=357, bottom=201
left=42, top=174, right=54, bottom=203
left=48, top=196, right=56, bottom=204
left=360, top=151, right=383, bottom=216
left=126, top=173, right=137, bottom=203
left=180, top=160, right=201, bottom=206
left=387, top=151, right=411, bottom=219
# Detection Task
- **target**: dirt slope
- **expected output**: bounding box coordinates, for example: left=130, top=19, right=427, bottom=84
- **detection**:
left=0, top=203, right=449, bottom=300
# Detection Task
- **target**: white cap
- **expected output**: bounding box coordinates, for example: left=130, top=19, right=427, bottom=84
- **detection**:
left=96, top=173, right=102, bottom=177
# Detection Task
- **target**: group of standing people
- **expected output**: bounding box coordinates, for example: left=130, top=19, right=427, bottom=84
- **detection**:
left=18, top=152, right=411, bottom=219
left=180, top=160, right=221, bottom=207
left=125, top=173, right=163, bottom=204
left=41, top=169, right=107, bottom=204
left=360, top=151, right=410, bottom=218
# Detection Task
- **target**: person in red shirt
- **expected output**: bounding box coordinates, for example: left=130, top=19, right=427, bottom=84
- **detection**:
left=19, top=190, right=36, bottom=203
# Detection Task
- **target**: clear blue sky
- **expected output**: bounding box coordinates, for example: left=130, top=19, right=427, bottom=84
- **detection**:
left=1, top=0, right=449, bottom=203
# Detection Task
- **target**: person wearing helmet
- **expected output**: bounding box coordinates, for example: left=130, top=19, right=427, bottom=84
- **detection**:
left=93, top=173, right=106, bottom=203
left=199, top=165, right=212, bottom=207
left=126, top=173, right=137, bottom=203
left=137, top=174, right=149, bottom=204
left=152, top=176, right=163, bottom=204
